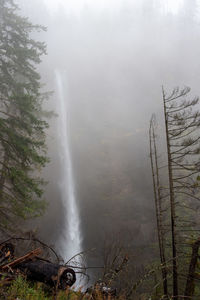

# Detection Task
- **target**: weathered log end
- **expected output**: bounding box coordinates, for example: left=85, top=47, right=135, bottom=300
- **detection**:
left=18, top=260, right=76, bottom=289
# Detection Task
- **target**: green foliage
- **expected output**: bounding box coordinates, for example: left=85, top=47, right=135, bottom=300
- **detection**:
left=0, top=276, right=128, bottom=300
left=0, top=0, right=49, bottom=228
left=6, top=276, right=49, bottom=300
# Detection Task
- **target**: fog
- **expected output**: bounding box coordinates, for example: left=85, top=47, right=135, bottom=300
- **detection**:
left=16, top=0, right=200, bottom=277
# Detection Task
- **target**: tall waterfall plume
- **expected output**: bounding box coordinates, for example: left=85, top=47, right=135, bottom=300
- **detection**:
left=55, top=70, right=82, bottom=263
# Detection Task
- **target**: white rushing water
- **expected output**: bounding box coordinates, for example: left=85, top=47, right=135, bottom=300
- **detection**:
left=55, top=70, right=82, bottom=263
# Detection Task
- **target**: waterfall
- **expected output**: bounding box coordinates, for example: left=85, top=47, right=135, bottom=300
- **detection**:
left=55, top=70, right=82, bottom=263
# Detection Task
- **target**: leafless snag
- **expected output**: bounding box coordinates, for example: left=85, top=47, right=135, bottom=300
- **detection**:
left=151, top=87, right=200, bottom=299
left=149, top=115, right=168, bottom=297
left=184, top=237, right=200, bottom=299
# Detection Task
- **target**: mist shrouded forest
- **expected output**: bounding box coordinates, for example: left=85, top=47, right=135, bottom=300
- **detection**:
left=2, top=0, right=200, bottom=299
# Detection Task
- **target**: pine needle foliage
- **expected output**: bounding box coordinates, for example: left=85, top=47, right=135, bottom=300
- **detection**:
left=0, top=0, right=49, bottom=229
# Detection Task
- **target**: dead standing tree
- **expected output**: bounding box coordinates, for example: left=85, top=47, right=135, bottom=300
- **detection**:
left=184, top=237, right=200, bottom=299
left=149, top=115, right=168, bottom=298
left=161, top=86, right=200, bottom=299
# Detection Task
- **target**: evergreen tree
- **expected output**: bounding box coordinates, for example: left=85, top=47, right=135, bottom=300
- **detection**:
left=0, top=0, right=49, bottom=229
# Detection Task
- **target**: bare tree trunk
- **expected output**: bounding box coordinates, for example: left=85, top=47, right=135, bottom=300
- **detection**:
left=149, top=117, right=168, bottom=297
left=152, top=120, right=168, bottom=296
left=0, top=152, right=9, bottom=201
left=162, top=87, right=178, bottom=299
left=184, top=238, right=200, bottom=299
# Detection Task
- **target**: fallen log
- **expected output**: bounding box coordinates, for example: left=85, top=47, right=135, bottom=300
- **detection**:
left=1, top=248, right=41, bottom=271
left=0, top=242, right=76, bottom=289
left=17, top=260, right=76, bottom=289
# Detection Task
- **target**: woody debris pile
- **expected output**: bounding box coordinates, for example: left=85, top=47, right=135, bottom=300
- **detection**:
left=0, top=241, right=76, bottom=289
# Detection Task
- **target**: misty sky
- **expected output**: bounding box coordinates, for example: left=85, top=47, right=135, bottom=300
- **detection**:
left=43, top=0, right=189, bottom=16
left=15, top=0, right=200, bottom=267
